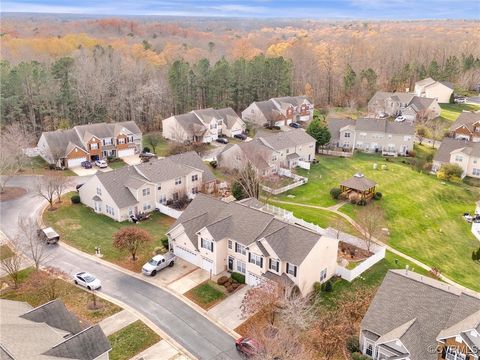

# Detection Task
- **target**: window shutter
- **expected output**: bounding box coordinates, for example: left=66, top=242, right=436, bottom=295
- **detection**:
left=248, top=253, right=251, bottom=263
left=211, top=242, right=214, bottom=252
left=286, top=263, right=290, bottom=274
left=293, top=265, right=297, bottom=277
left=269, top=259, right=272, bottom=269
left=260, top=257, right=263, bottom=268
left=235, top=243, right=238, bottom=253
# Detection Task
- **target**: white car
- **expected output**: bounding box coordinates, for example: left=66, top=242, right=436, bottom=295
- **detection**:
left=142, top=253, right=176, bottom=276
left=95, top=159, right=108, bottom=168
left=395, top=115, right=406, bottom=122
left=73, top=271, right=102, bottom=290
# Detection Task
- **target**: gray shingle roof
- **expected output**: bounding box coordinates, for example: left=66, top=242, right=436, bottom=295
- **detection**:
left=173, top=113, right=207, bottom=137
left=96, top=166, right=144, bottom=208
left=42, top=128, right=87, bottom=157
left=327, top=118, right=356, bottom=142
left=254, top=100, right=285, bottom=122
left=74, top=121, right=141, bottom=142
left=169, top=194, right=324, bottom=265
left=449, top=112, right=480, bottom=132
left=341, top=174, right=377, bottom=191
left=356, top=118, right=415, bottom=135
left=216, top=107, right=243, bottom=129
left=361, top=270, right=480, bottom=360
left=258, top=129, right=315, bottom=151
left=433, top=138, right=478, bottom=163
left=166, top=151, right=216, bottom=183
left=409, top=96, right=435, bottom=112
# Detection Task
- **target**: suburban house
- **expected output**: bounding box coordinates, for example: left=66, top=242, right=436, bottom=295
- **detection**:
left=241, top=96, right=313, bottom=127
left=433, top=138, right=480, bottom=178
left=79, top=151, right=216, bottom=221
left=166, top=194, right=339, bottom=295
left=360, top=269, right=480, bottom=360
left=0, top=299, right=111, bottom=360
left=37, top=121, right=142, bottom=168
left=217, top=129, right=316, bottom=175
left=327, top=118, right=415, bottom=156
left=368, top=91, right=440, bottom=122
left=414, top=77, right=454, bottom=103
left=448, top=112, right=480, bottom=142
left=162, top=107, right=246, bottom=143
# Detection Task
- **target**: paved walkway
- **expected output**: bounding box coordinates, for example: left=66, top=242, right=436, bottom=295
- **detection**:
left=269, top=199, right=478, bottom=294
left=208, top=285, right=250, bottom=331
left=130, top=339, right=188, bottom=360
left=99, top=309, right=138, bottom=336
left=167, top=268, right=210, bottom=294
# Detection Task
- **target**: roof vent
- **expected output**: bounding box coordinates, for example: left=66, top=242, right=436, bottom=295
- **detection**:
left=354, top=173, right=364, bottom=178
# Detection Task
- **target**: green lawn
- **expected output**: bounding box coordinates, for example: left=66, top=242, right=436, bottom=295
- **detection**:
left=22, top=156, right=76, bottom=176
left=185, top=280, right=226, bottom=309
left=274, top=153, right=480, bottom=291
left=0, top=244, right=14, bottom=260
left=142, top=135, right=170, bottom=157
left=108, top=158, right=127, bottom=170
left=43, top=193, right=175, bottom=272
left=108, top=320, right=161, bottom=360
left=414, top=143, right=436, bottom=161
left=439, top=103, right=480, bottom=122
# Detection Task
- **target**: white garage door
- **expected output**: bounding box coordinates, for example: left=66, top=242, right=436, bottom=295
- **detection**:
left=118, top=148, right=135, bottom=158
left=67, top=157, right=87, bottom=168
left=230, top=129, right=242, bottom=136
left=246, top=271, right=262, bottom=287
left=201, top=257, right=214, bottom=273
left=173, top=245, right=198, bottom=265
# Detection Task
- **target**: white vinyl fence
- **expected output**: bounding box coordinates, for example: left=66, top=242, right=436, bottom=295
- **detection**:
left=157, top=203, right=183, bottom=219
left=262, top=169, right=309, bottom=195
left=262, top=204, right=325, bottom=235
left=472, top=222, right=480, bottom=241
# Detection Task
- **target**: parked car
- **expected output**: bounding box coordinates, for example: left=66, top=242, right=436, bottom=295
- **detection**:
left=95, top=159, right=108, bottom=168
left=142, top=253, right=176, bottom=276
left=455, top=97, right=467, bottom=104
left=139, top=152, right=156, bottom=163
left=289, top=122, right=300, bottom=128
left=37, top=227, right=60, bottom=244
left=378, top=112, right=388, bottom=119
left=81, top=160, right=92, bottom=169
left=73, top=272, right=101, bottom=290
left=234, top=133, right=247, bottom=140
left=235, top=337, right=263, bottom=357
left=395, top=115, right=406, bottom=122
left=216, top=137, right=229, bottom=144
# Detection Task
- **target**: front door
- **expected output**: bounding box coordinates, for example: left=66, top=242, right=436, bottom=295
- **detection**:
left=228, top=256, right=234, bottom=271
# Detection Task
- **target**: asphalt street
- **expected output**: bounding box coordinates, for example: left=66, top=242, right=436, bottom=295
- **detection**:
left=0, top=176, right=242, bottom=360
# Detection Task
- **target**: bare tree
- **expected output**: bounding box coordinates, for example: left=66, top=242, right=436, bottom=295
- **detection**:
left=35, top=175, right=57, bottom=210
left=427, top=118, right=446, bottom=148
left=356, top=204, right=386, bottom=252
left=235, top=162, right=260, bottom=199
left=241, top=280, right=281, bottom=325
left=17, top=217, right=50, bottom=269
left=0, top=242, right=23, bottom=289
left=52, top=174, right=72, bottom=203
left=143, top=132, right=163, bottom=154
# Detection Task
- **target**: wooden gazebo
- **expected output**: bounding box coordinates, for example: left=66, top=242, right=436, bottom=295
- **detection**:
left=340, top=173, right=377, bottom=201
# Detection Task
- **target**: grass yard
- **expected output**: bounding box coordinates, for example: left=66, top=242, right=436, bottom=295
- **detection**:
left=0, top=267, right=121, bottom=324
left=0, top=244, right=14, bottom=260
left=184, top=280, right=226, bottom=310
left=20, top=156, right=76, bottom=176
left=108, top=320, right=161, bottom=360
left=274, top=153, right=480, bottom=291
left=43, top=193, right=175, bottom=272
left=142, top=135, right=170, bottom=157
left=108, top=158, right=127, bottom=169
left=439, top=103, right=480, bottom=122
left=414, top=143, right=436, bottom=161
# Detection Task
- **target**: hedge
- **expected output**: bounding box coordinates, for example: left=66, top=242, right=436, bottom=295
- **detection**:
left=231, top=272, right=245, bottom=284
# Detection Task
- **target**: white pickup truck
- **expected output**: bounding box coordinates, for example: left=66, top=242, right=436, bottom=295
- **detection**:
left=142, top=253, right=176, bottom=276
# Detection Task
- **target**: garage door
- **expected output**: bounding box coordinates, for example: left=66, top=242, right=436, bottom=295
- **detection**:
left=201, top=257, right=214, bottom=273
left=230, top=129, right=242, bottom=136
left=173, top=245, right=198, bottom=265
left=67, top=157, right=87, bottom=168
left=118, top=148, right=135, bottom=158
left=246, top=271, right=262, bottom=287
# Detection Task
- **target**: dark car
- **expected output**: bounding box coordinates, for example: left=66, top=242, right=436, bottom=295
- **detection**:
left=235, top=337, right=262, bottom=357
left=81, top=161, right=92, bottom=169
left=234, top=133, right=247, bottom=140
left=216, top=137, right=229, bottom=144
left=289, top=122, right=300, bottom=128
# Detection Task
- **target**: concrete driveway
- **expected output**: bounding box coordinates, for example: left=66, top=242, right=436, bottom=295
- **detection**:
left=167, top=268, right=210, bottom=294
left=71, top=166, right=98, bottom=176
left=146, top=258, right=199, bottom=286
left=122, top=155, right=142, bottom=166
left=208, top=285, right=250, bottom=330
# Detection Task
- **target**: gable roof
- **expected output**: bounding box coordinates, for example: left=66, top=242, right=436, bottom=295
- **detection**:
left=415, top=77, right=436, bottom=87
left=42, top=128, right=87, bottom=158
left=327, top=119, right=356, bottom=141
left=166, top=151, right=216, bottom=183
left=434, top=138, right=480, bottom=163
left=449, top=112, right=480, bottom=132
left=259, top=129, right=315, bottom=151
left=169, top=194, right=324, bottom=265
left=361, top=270, right=480, bottom=360
left=192, top=108, right=222, bottom=124
left=216, top=107, right=243, bottom=129
left=356, top=118, right=415, bottom=135
left=173, top=113, right=207, bottom=137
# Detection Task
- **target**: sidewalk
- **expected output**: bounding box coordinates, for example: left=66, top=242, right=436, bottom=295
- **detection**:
left=99, top=309, right=138, bottom=336
left=130, top=339, right=188, bottom=360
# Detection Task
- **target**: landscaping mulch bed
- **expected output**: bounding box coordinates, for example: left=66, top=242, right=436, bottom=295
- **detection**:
left=0, top=187, right=27, bottom=202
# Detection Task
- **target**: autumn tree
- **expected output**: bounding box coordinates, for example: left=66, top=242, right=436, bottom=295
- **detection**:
left=416, top=126, right=428, bottom=145
left=0, top=242, right=23, bottom=289
left=241, top=280, right=281, bottom=325
left=356, top=204, right=386, bottom=252
left=17, top=217, right=50, bottom=270
left=35, top=175, right=57, bottom=210
left=52, top=173, right=72, bottom=203
left=234, top=162, right=260, bottom=200
left=113, top=227, right=153, bottom=261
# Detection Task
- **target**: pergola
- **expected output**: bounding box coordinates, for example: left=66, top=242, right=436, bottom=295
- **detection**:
left=340, top=173, right=377, bottom=201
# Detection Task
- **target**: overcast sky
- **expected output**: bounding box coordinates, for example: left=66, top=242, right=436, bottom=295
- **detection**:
left=1, top=0, right=479, bottom=19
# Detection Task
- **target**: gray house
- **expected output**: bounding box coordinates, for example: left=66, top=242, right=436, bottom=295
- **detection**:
left=0, top=299, right=111, bottom=360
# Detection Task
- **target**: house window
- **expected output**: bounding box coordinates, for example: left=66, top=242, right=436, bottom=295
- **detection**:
left=320, top=268, right=327, bottom=282
left=103, top=138, right=112, bottom=145
left=455, top=155, right=463, bottom=162
left=173, top=192, right=179, bottom=201
left=142, top=188, right=150, bottom=196
left=237, top=260, right=246, bottom=274
left=201, top=238, right=213, bottom=252
left=118, top=137, right=125, bottom=144
left=473, top=168, right=480, bottom=176
left=235, top=155, right=241, bottom=161
left=286, top=149, right=289, bottom=154
left=192, top=174, right=198, bottom=182
left=157, top=185, right=161, bottom=190
left=128, top=135, right=134, bottom=142
left=286, top=263, right=297, bottom=277
left=90, top=142, right=98, bottom=150
left=96, top=188, right=102, bottom=196
left=192, top=187, right=198, bottom=194
left=271, top=155, right=277, bottom=161
left=344, top=132, right=351, bottom=138
left=366, top=344, right=373, bottom=356
left=249, top=253, right=263, bottom=267
left=269, top=259, right=279, bottom=272
left=143, top=203, right=151, bottom=211
left=128, top=207, right=133, bottom=216
left=404, top=136, right=411, bottom=141
left=218, top=120, right=223, bottom=125
left=175, top=177, right=182, bottom=185
left=235, top=243, right=246, bottom=255
left=159, top=194, right=167, bottom=204
left=105, top=205, right=115, bottom=216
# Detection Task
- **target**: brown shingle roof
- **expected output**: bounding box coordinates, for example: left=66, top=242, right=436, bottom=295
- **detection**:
left=341, top=174, right=377, bottom=191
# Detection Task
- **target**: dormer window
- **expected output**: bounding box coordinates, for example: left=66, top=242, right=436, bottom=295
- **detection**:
left=118, top=137, right=125, bottom=144
left=286, top=263, right=297, bottom=277
left=90, top=143, right=98, bottom=150
left=175, top=177, right=182, bottom=185
left=269, top=259, right=279, bottom=272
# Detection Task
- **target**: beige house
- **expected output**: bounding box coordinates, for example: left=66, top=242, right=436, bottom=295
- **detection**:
left=414, top=77, right=454, bottom=103
left=433, top=138, right=480, bottom=178
left=360, top=270, right=480, bottom=360
left=217, top=129, right=316, bottom=175
left=37, top=121, right=142, bottom=168
left=162, top=107, right=246, bottom=143
left=328, top=118, right=415, bottom=156
left=368, top=91, right=440, bottom=122
left=167, top=195, right=338, bottom=295
left=0, top=299, right=111, bottom=360
left=241, top=96, right=313, bottom=127
left=78, top=152, right=216, bottom=221
left=449, top=111, right=480, bottom=142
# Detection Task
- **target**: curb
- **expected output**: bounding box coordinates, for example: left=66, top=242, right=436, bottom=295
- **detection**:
left=39, top=202, right=241, bottom=340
